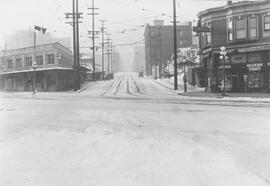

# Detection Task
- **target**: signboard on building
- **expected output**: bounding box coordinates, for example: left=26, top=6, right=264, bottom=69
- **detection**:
left=247, top=63, right=263, bottom=71
left=247, top=53, right=262, bottom=63
left=231, top=54, right=247, bottom=64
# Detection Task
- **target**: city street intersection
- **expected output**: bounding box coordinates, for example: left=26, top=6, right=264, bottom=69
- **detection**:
left=0, top=73, right=270, bottom=186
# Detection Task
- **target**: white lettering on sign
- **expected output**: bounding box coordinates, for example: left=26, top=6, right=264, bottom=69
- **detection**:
left=247, top=63, right=263, bottom=71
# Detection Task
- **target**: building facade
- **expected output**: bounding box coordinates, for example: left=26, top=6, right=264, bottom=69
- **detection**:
left=133, top=45, right=145, bottom=73
left=197, top=0, right=270, bottom=93
left=0, top=43, right=74, bottom=92
left=144, top=20, right=193, bottom=78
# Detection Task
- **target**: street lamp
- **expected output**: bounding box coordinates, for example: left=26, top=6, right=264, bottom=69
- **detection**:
left=33, top=25, right=46, bottom=94
left=220, top=46, right=228, bottom=97
left=183, top=59, right=187, bottom=93
left=32, top=63, right=38, bottom=94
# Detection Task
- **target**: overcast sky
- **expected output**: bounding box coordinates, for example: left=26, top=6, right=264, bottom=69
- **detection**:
left=0, top=0, right=250, bottom=69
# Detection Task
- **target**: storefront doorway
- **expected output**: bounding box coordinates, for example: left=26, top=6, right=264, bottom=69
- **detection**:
left=227, top=75, right=240, bottom=92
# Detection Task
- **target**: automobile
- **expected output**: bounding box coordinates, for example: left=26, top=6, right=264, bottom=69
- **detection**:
left=104, top=73, right=114, bottom=80
left=139, top=71, right=144, bottom=77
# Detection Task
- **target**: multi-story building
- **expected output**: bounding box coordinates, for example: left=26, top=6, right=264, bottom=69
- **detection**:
left=0, top=43, right=74, bottom=91
left=144, top=20, right=193, bottom=78
left=133, top=45, right=145, bottom=72
left=196, top=0, right=270, bottom=92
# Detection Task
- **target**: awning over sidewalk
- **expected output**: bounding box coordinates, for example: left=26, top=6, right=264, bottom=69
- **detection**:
left=0, top=67, right=73, bottom=75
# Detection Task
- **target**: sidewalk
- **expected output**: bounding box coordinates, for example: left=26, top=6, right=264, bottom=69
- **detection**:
left=155, top=78, right=270, bottom=102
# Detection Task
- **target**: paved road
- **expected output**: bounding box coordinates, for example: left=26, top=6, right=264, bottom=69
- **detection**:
left=0, top=72, right=270, bottom=186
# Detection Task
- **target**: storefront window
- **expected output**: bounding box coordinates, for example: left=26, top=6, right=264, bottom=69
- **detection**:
left=248, top=70, right=263, bottom=88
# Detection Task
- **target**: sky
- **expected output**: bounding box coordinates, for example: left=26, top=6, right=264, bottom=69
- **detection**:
left=0, top=0, right=251, bottom=70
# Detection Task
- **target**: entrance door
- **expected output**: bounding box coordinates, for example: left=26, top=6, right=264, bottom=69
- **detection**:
left=231, top=75, right=240, bottom=92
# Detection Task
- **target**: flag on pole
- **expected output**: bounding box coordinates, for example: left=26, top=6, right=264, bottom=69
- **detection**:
left=34, top=25, right=47, bottom=34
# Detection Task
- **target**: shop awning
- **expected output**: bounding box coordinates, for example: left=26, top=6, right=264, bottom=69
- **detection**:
left=0, top=67, right=73, bottom=75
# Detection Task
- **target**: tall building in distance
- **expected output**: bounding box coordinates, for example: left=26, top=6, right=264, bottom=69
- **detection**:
left=5, top=28, right=71, bottom=50
left=144, top=20, right=193, bottom=78
left=133, top=45, right=145, bottom=72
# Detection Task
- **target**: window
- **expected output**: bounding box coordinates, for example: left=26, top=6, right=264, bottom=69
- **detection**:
left=206, top=32, right=211, bottom=44
left=235, top=18, right=247, bottom=39
left=25, top=56, right=32, bottom=66
left=227, top=19, right=233, bottom=41
left=47, top=54, right=55, bottom=64
left=248, top=71, right=263, bottom=88
left=15, top=58, right=22, bottom=67
left=7, top=59, right=13, bottom=69
left=264, top=15, right=270, bottom=31
left=36, top=55, right=43, bottom=65
left=249, top=17, right=257, bottom=39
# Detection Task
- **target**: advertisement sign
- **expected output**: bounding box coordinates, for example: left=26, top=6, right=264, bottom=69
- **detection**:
left=231, top=54, right=247, bottom=64
left=247, top=63, right=263, bottom=71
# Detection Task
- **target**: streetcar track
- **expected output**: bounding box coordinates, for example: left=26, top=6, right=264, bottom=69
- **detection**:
left=114, top=79, right=122, bottom=96
left=101, top=77, right=118, bottom=96
left=131, top=75, right=141, bottom=94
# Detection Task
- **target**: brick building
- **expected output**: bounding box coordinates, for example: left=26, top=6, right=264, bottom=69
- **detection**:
left=0, top=43, right=75, bottom=92
left=144, top=20, right=193, bottom=78
left=196, top=0, right=270, bottom=93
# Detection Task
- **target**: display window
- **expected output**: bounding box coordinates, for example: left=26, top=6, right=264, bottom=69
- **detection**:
left=248, top=70, right=263, bottom=88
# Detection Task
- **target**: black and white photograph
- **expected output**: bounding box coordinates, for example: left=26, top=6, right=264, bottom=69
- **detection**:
left=0, top=0, right=270, bottom=185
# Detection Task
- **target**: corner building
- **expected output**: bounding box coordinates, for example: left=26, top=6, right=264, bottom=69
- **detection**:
left=197, top=0, right=270, bottom=93
left=0, top=43, right=74, bottom=92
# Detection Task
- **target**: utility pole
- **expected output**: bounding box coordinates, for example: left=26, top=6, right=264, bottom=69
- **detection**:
left=75, top=0, right=80, bottom=90
left=105, top=34, right=111, bottom=73
left=99, top=20, right=106, bottom=80
left=173, top=0, right=178, bottom=90
left=159, top=28, right=162, bottom=78
left=88, top=0, right=99, bottom=80
left=110, top=42, right=113, bottom=74
left=65, top=0, right=82, bottom=91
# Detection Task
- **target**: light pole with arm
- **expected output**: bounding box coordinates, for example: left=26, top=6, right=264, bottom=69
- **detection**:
left=220, top=46, right=228, bottom=96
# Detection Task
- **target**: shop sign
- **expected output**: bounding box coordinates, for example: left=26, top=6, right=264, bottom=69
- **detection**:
left=247, top=53, right=262, bottom=63
left=231, top=54, right=247, bottom=64
left=247, top=63, right=263, bottom=71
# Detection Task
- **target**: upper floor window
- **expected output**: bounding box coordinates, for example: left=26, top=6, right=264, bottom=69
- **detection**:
left=7, top=59, right=13, bottom=69
left=205, top=32, right=211, bottom=44
left=227, top=19, right=233, bottom=41
left=15, top=58, right=22, bottom=67
left=264, top=15, right=270, bottom=31
left=235, top=18, right=247, bottom=39
left=25, top=56, right=32, bottom=66
left=36, top=55, right=43, bottom=65
left=47, top=54, right=55, bottom=64
left=249, top=17, right=258, bottom=39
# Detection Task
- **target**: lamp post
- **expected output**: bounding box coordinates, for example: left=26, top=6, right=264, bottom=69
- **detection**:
left=220, top=46, right=228, bottom=97
left=32, top=30, right=37, bottom=94
left=33, top=25, right=46, bottom=94
left=183, top=59, right=187, bottom=93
